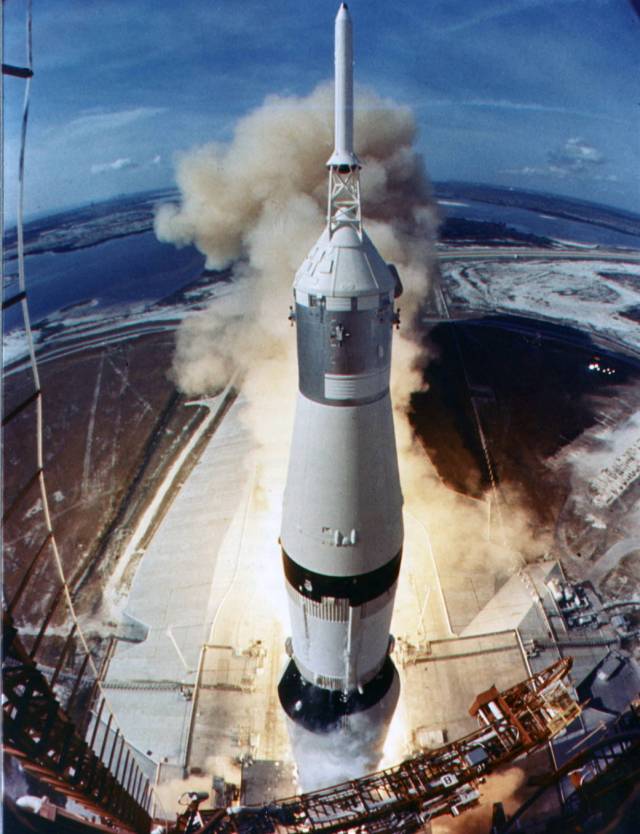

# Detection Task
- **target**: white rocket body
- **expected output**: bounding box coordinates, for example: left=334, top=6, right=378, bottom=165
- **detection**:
left=279, top=3, right=403, bottom=788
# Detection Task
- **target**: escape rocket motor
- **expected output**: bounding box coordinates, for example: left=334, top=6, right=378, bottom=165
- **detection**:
left=278, top=4, right=404, bottom=777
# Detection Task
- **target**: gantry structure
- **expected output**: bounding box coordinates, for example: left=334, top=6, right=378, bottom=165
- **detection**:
left=173, top=658, right=581, bottom=834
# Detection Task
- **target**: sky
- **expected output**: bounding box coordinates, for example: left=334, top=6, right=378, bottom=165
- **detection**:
left=3, top=0, right=640, bottom=221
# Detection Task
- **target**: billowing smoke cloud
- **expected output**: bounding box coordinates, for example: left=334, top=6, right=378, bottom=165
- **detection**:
left=156, top=80, right=548, bottom=793
left=155, top=82, right=438, bottom=400
left=290, top=714, right=391, bottom=793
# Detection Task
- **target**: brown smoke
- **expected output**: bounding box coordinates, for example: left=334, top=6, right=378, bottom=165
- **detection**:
left=155, top=82, right=439, bottom=400
left=156, top=79, right=549, bottom=589
left=432, top=767, right=527, bottom=834
left=155, top=81, right=548, bottom=794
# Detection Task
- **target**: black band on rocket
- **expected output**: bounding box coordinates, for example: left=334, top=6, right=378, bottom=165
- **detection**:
left=282, top=548, right=401, bottom=606
left=278, top=656, right=398, bottom=733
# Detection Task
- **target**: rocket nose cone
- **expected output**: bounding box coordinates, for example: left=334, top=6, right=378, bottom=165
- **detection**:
left=337, top=3, right=350, bottom=19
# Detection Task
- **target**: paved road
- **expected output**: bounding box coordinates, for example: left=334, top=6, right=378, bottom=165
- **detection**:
left=103, top=392, right=254, bottom=767
left=588, top=537, right=640, bottom=585
left=104, top=384, right=236, bottom=613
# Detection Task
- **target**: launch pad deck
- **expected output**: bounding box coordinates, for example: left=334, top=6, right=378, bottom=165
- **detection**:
left=98, top=390, right=578, bottom=817
left=399, top=631, right=529, bottom=748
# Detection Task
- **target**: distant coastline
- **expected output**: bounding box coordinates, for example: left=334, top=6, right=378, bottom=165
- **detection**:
left=4, top=183, right=640, bottom=264
left=435, top=181, right=640, bottom=240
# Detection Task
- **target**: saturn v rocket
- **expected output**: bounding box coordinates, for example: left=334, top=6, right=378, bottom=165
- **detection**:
left=278, top=4, right=404, bottom=784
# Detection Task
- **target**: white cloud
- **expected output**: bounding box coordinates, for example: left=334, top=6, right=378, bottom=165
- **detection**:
left=422, top=97, right=625, bottom=126
left=435, top=0, right=609, bottom=34
left=503, top=137, right=616, bottom=181
left=548, top=137, right=606, bottom=174
left=468, top=97, right=573, bottom=113
left=67, top=107, right=166, bottom=139
left=90, top=157, right=138, bottom=175
left=90, top=153, right=163, bottom=175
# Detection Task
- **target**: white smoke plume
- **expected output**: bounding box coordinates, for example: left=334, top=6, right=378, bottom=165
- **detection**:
left=289, top=715, right=390, bottom=793
left=156, top=80, right=548, bottom=792
left=155, top=82, right=438, bottom=401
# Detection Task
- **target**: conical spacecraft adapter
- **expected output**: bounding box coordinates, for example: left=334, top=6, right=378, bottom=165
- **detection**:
left=278, top=3, right=403, bottom=788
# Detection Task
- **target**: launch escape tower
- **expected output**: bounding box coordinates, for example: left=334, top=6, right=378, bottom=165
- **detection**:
left=278, top=4, right=404, bottom=781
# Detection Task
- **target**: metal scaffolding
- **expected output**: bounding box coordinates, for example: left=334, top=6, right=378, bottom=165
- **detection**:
left=173, top=658, right=581, bottom=834
left=498, top=699, right=640, bottom=833
left=3, top=611, right=151, bottom=831
left=2, top=5, right=156, bottom=830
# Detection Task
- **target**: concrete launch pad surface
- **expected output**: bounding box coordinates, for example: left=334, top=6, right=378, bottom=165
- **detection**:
left=98, top=361, right=637, bottom=821
left=100, top=387, right=561, bottom=792
left=240, top=760, right=298, bottom=806
left=398, top=631, right=529, bottom=748
left=103, top=392, right=255, bottom=768
left=186, top=471, right=292, bottom=780
left=102, top=386, right=294, bottom=807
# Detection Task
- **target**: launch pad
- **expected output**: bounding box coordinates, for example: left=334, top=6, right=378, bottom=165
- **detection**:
left=87, top=310, right=640, bottom=830
left=97, top=382, right=588, bottom=821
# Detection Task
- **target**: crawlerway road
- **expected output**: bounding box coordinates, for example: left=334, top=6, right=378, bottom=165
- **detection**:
left=588, top=537, right=640, bottom=587
left=437, top=246, right=640, bottom=263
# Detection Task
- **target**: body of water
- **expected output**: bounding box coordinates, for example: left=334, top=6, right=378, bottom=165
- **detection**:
left=3, top=231, right=206, bottom=332
left=438, top=199, right=640, bottom=249
left=4, top=189, right=639, bottom=338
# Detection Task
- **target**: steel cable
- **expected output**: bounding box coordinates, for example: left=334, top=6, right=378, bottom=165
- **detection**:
left=5, top=1, right=169, bottom=821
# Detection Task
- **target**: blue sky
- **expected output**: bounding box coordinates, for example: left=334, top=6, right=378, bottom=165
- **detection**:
left=3, top=0, right=639, bottom=219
